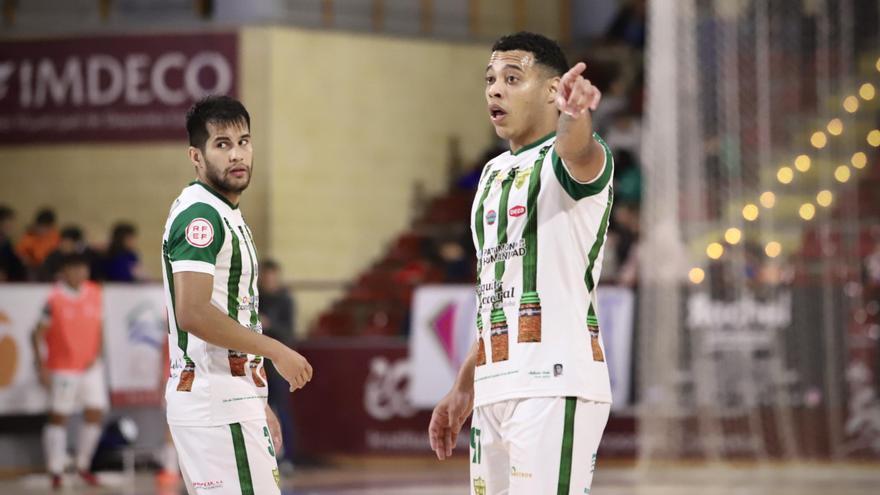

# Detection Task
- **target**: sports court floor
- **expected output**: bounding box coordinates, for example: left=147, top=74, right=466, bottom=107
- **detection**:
left=5, top=460, right=880, bottom=494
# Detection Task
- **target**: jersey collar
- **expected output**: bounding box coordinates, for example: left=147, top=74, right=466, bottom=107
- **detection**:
left=511, top=131, right=556, bottom=156
left=190, top=181, right=239, bottom=210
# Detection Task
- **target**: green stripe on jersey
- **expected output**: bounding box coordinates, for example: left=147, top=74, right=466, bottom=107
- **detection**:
left=224, top=218, right=243, bottom=320
left=585, top=187, right=614, bottom=293
left=238, top=226, right=259, bottom=327
left=557, top=397, right=577, bottom=495
left=522, top=145, right=551, bottom=294
left=162, top=241, right=188, bottom=359
left=587, top=305, right=599, bottom=326
left=229, top=423, right=255, bottom=495
left=474, top=170, right=500, bottom=253
left=474, top=170, right=500, bottom=328
left=493, top=170, right=515, bottom=283
left=551, top=133, right=614, bottom=201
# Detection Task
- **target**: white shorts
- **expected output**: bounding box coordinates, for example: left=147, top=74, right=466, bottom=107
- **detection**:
left=49, top=361, right=109, bottom=416
left=170, top=418, right=280, bottom=495
left=470, top=397, right=610, bottom=495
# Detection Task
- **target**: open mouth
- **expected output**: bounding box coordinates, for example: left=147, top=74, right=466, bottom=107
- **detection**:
left=489, top=105, right=507, bottom=123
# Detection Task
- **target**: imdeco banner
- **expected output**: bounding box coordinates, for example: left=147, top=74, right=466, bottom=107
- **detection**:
left=0, top=32, right=238, bottom=144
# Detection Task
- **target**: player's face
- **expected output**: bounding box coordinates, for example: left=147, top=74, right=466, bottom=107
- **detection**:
left=199, top=121, right=253, bottom=194
left=61, top=263, right=89, bottom=288
left=485, top=50, right=556, bottom=141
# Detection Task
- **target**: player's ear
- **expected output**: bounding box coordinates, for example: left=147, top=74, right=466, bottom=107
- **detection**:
left=547, top=76, right=561, bottom=104
left=187, top=146, right=203, bottom=168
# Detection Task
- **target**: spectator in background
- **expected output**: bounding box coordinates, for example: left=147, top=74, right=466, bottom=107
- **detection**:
left=257, top=259, right=297, bottom=471
left=31, top=253, right=107, bottom=489
left=39, top=226, right=102, bottom=282
left=102, top=222, right=143, bottom=282
left=0, top=205, right=26, bottom=281
left=607, top=0, right=647, bottom=49
left=605, top=112, right=643, bottom=162
left=612, top=149, right=643, bottom=206
left=17, top=208, right=60, bottom=277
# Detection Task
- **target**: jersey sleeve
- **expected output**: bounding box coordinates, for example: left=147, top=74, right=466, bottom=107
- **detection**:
left=166, top=202, right=226, bottom=276
left=550, top=132, right=614, bottom=201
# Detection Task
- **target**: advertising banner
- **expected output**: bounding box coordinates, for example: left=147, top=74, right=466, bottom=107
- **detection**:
left=0, top=32, right=238, bottom=144
left=102, top=284, right=167, bottom=406
left=0, top=284, right=168, bottom=414
left=291, top=338, right=468, bottom=455
left=0, top=285, right=51, bottom=414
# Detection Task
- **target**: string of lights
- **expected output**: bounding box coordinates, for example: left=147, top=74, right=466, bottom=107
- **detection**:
left=689, top=60, right=880, bottom=285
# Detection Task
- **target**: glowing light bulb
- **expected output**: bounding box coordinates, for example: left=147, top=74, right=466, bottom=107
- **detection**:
left=707, top=242, right=724, bottom=260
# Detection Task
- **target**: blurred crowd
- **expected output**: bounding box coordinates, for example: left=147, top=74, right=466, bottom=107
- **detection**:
left=0, top=205, right=144, bottom=283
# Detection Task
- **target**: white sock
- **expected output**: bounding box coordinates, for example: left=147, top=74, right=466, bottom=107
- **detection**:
left=161, top=441, right=179, bottom=473
left=75, top=423, right=103, bottom=472
left=43, top=424, right=67, bottom=475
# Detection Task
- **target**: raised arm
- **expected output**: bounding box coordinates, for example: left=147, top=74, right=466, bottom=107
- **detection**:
left=554, top=62, right=605, bottom=183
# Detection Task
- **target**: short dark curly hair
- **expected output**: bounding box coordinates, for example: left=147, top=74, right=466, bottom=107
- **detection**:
left=186, top=95, right=250, bottom=150
left=491, top=32, right=569, bottom=77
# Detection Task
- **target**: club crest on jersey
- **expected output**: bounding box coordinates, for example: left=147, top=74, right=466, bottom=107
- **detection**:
left=514, top=166, right=532, bottom=188
left=473, top=477, right=486, bottom=495
left=486, top=210, right=497, bottom=225
left=185, top=218, right=214, bottom=247
left=509, top=205, right=526, bottom=217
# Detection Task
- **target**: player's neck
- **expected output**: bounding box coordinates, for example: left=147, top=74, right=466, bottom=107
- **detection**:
left=509, top=125, right=556, bottom=155
left=197, top=179, right=241, bottom=208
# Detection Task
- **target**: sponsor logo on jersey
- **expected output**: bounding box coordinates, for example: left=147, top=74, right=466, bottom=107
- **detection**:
left=473, top=477, right=487, bottom=495
left=480, top=239, right=525, bottom=265
left=509, top=205, right=526, bottom=217
left=237, top=295, right=260, bottom=312
left=185, top=218, right=214, bottom=247
left=511, top=466, right=533, bottom=479
left=486, top=210, right=497, bottom=225
left=273, top=467, right=280, bottom=488
left=192, top=480, right=223, bottom=490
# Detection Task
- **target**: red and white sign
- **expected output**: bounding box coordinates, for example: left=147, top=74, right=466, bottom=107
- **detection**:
left=185, top=218, right=214, bottom=248
left=0, top=32, right=238, bottom=144
left=509, top=205, right=526, bottom=217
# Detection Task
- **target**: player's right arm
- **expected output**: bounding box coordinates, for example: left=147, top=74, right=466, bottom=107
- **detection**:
left=166, top=203, right=312, bottom=391
left=173, top=272, right=311, bottom=390
left=429, top=340, right=478, bottom=460
left=30, top=306, right=50, bottom=388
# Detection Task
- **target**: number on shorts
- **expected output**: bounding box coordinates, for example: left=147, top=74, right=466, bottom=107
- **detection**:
left=470, top=427, right=482, bottom=464
left=263, top=426, right=276, bottom=458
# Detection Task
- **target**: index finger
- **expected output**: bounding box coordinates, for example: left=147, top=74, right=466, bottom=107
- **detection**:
left=567, top=62, right=587, bottom=78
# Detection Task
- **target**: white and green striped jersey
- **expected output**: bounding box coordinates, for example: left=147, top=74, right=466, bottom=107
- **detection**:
left=161, top=181, right=267, bottom=427
left=471, top=132, right=614, bottom=407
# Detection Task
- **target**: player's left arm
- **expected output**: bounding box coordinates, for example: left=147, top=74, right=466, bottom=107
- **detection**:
left=554, top=62, right=605, bottom=183
left=266, top=404, right=283, bottom=454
